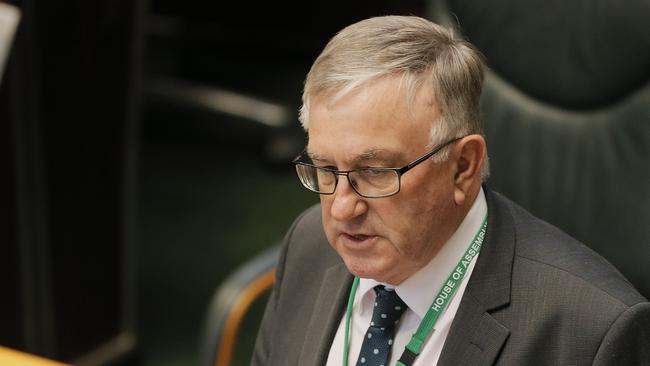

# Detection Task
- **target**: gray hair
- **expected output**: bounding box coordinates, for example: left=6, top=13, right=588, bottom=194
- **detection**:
left=299, top=15, right=489, bottom=180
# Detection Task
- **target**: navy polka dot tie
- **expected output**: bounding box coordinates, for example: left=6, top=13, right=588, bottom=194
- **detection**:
left=355, top=285, right=407, bottom=366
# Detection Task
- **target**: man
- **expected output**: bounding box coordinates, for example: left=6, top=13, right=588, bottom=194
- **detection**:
left=252, top=15, right=650, bottom=366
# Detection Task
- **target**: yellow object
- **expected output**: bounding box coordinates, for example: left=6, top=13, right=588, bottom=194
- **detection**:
left=0, top=346, right=69, bottom=366
left=214, top=268, right=275, bottom=366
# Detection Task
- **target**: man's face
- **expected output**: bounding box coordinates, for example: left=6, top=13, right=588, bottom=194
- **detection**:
left=307, top=76, right=461, bottom=285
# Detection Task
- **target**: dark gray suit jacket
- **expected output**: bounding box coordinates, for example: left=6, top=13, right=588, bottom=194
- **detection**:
left=252, top=189, right=650, bottom=365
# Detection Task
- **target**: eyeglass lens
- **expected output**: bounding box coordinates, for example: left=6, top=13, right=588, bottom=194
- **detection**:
left=295, top=164, right=399, bottom=197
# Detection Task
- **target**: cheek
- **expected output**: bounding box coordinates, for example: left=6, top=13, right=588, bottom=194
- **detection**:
left=403, top=171, right=455, bottom=218
left=320, top=200, right=329, bottom=218
left=373, top=202, right=422, bottom=253
left=375, top=180, right=452, bottom=255
left=320, top=197, right=344, bottom=249
left=319, top=195, right=334, bottom=221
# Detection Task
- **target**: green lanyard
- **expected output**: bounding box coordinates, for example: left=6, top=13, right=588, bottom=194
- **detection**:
left=342, top=213, right=488, bottom=366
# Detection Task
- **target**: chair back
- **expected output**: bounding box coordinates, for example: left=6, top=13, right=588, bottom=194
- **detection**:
left=430, top=0, right=650, bottom=298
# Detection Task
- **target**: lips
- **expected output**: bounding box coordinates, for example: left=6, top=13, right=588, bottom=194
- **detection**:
left=349, top=234, right=371, bottom=241
left=340, top=232, right=378, bottom=249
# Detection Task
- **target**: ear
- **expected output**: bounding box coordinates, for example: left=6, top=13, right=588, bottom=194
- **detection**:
left=452, top=135, right=486, bottom=205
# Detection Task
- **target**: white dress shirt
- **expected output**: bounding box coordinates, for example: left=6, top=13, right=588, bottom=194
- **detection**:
left=326, top=188, right=487, bottom=366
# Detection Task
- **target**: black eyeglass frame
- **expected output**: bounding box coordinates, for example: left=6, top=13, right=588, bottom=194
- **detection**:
left=292, top=136, right=464, bottom=198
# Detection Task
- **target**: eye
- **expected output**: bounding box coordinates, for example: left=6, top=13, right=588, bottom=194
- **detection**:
left=357, top=168, right=389, bottom=178
left=364, top=168, right=385, bottom=176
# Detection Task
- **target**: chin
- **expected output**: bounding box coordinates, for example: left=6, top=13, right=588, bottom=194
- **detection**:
left=342, top=257, right=378, bottom=279
left=342, top=257, right=394, bottom=282
left=330, top=238, right=398, bottom=281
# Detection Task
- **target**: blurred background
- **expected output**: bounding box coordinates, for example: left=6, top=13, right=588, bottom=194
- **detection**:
left=0, top=1, right=428, bottom=365
left=1, top=0, right=648, bottom=366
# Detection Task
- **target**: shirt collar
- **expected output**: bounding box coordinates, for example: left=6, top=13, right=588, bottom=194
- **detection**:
left=356, top=187, right=487, bottom=319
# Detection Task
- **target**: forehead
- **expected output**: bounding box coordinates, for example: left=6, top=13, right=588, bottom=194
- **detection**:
left=306, top=76, right=440, bottom=163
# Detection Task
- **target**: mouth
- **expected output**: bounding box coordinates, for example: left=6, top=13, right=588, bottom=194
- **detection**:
left=340, top=232, right=378, bottom=249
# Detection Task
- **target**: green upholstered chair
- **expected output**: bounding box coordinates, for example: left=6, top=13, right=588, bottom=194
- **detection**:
left=430, top=0, right=650, bottom=298
left=200, top=245, right=280, bottom=366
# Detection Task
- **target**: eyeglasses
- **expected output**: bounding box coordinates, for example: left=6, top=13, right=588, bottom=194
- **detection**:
left=292, top=136, right=463, bottom=198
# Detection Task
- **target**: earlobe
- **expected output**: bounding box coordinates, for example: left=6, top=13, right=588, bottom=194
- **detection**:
left=454, top=187, right=467, bottom=205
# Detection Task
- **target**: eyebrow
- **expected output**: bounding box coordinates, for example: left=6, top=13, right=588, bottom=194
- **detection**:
left=355, top=148, right=390, bottom=162
left=306, top=147, right=403, bottom=165
left=305, top=149, right=328, bottom=162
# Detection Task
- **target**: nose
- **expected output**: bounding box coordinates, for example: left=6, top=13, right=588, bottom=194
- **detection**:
left=329, top=174, right=368, bottom=221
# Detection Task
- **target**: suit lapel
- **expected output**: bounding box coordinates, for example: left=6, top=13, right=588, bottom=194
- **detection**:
left=437, top=189, right=516, bottom=366
left=299, top=263, right=353, bottom=366
left=436, top=293, right=510, bottom=366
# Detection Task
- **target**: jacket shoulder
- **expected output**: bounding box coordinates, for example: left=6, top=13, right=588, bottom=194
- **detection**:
left=494, top=192, right=646, bottom=306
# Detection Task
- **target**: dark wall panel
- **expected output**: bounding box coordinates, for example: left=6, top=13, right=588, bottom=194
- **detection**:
left=0, top=0, right=143, bottom=364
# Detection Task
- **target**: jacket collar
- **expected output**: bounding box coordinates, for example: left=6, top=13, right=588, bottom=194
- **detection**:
left=298, top=263, right=353, bottom=366
left=436, top=187, right=514, bottom=365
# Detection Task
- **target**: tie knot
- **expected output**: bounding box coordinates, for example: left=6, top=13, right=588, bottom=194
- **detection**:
left=371, top=285, right=407, bottom=328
